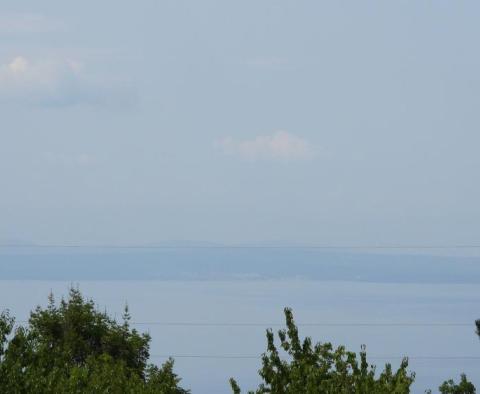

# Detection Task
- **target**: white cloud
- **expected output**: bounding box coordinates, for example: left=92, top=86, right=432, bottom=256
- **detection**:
left=9, top=56, right=28, bottom=73
left=0, top=56, right=83, bottom=106
left=215, top=131, right=314, bottom=161
left=0, top=56, right=132, bottom=108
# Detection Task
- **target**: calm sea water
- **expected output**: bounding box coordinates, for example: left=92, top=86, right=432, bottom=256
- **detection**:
left=0, top=248, right=478, bottom=393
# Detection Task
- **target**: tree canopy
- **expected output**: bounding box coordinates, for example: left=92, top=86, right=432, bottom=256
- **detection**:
left=0, top=289, right=476, bottom=393
left=438, top=374, right=476, bottom=394
left=230, top=308, right=476, bottom=394
left=0, top=287, right=188, bottom=394
left=230, top=308, right=414, bottom=394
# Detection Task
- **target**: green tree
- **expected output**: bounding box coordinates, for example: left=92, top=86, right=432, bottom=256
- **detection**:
left=0, top=287, right=188, bottom=394
left=435, top=318, right=479, bottom=394
left=439, top=374, right=476, bottom=394
left=230, top=308, right=415, bottom=394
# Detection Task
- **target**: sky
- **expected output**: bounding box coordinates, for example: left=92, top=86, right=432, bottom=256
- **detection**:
left=1, top=1, right=479, bottom=246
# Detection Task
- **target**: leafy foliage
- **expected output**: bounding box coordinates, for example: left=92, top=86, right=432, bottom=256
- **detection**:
left=439, top=374, right=476, bottom=394
left=0, top=287, right=188, bottom=394
left=0, top=290, right=477, bottom=393
left=435, top=319, right=479, bottom=394
left=230, top=308, right=415, bottom=394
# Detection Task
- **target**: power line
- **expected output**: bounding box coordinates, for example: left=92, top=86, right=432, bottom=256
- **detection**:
left=148, top=354, right=480, bottom=360
left=2, top=244, right=480, bottom=250
left=130, top=322, right=474, bottom=327
left=14, top=320, right=474, bottom=327
left=7, top=321, right=480, bottom=358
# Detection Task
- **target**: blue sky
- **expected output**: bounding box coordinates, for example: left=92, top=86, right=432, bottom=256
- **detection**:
left=1, top=1, right=479, bottom=245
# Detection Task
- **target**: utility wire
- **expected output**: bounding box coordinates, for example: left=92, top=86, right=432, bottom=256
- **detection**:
left=2, top=244, right=480, bottom=250
left=14, top=320, right=474, bottom=327
left=131, top=322, right=473, bottom=327
left=148, top=354, right=480, bottom=360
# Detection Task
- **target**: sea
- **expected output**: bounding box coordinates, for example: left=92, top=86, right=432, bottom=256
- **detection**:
left=0, top=246, right=479, bottom=393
